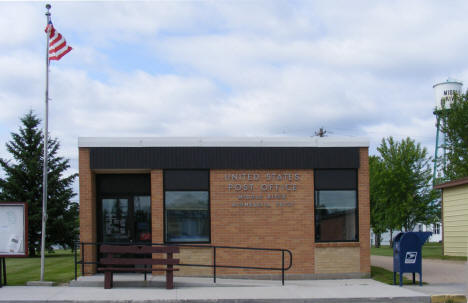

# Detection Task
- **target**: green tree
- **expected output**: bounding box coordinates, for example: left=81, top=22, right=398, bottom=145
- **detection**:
left=375, top=137, right=439, bottom=233
left=0, top=111, right=78, bottom=256
left=370, top=156, right=387, bottom=247
left=370, top=155, right=401, bottom=247
left=437, top=91, right=468, bottom=180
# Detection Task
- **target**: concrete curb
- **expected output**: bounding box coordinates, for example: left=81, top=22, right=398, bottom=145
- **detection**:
left=26, top=281, right=56, bottom=286
left=431, top=295, right=467, bottom=303
left=0, top=299, right=431, bottom=303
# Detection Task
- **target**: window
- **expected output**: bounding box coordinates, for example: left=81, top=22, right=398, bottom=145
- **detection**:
left=165, top=191, right=209, bottom=242
left=164, top=170, right=210, bottom=243
left=434, top=223, right=440, bottom=235
left=315, top=170, right=358, bottom=242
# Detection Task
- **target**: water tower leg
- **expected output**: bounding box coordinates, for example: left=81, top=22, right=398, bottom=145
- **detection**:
left=443, top=130, right=447, bottom=170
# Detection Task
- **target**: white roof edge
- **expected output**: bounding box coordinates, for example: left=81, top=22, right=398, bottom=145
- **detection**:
left=78, top=137, right=369, bottom=148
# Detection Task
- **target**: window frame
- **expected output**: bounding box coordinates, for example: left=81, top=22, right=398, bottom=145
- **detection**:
left=96, top=174, right=152, bottom=245
left=163, top=169, right=211, bottom=244
left=314, top=169, right=359, bottom=243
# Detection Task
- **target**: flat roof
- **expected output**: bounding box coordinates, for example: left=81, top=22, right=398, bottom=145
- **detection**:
left=434, top=176, right=468, bottom=189
left=78, top=137, right=369, bottom=148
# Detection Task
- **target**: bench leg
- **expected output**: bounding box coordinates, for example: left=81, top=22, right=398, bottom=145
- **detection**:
left=166, top=265, right=174, bottom=289
left=104, top=272, right=113, bottom=289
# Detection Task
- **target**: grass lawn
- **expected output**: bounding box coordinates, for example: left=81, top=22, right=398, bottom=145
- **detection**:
left=4, top=249, right=80, bottom=286
left=371, top=266, right=422, bottom=285
left=371, top=242, right=467, bottom=261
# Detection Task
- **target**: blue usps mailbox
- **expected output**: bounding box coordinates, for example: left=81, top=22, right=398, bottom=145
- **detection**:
left=393, top=232, right=432, bottom=286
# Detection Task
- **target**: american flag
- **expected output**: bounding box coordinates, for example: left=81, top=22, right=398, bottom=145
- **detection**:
left=45, top=21, right=72, bottom=61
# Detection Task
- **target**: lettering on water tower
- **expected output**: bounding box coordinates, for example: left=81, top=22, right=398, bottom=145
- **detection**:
left=442, top=89, right=460, bottom=103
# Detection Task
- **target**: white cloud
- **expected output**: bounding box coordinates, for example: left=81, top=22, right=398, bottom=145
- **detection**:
left=362, top=117, right=437, bottom=155
left=0, top=3, right=42, bottom=48
left=1, top=0, right=468, bottom=197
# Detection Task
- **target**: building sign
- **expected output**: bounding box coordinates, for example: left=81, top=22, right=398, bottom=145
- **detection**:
left=225, top=172, right=301, bottom=208
left=0, top=202, right=28, bottom=257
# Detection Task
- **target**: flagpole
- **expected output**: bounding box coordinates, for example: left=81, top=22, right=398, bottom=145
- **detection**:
left=40, top=3, right=51, bottom=282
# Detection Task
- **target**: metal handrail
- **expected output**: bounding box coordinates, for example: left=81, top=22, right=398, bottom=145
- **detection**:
left=74, top=241, right=293, bottom=285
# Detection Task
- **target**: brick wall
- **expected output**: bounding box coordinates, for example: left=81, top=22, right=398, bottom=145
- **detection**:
left=210, top=169, right=315, bottom=276
left=79, top=148, right=97, bottom=275
left=315, top=246, right=360, bottom=274
left=358, top=147, right=371, bottom=274
left=177, top=247, right=213, bottom=276
left=151, top=170, right=163, bottom=244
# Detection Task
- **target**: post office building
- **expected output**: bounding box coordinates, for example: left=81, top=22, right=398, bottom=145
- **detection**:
left=78, top=137, right=370, bottom=279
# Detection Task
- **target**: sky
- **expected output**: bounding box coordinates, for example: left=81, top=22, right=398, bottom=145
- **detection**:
left=1, top=1, right=468, bottom=199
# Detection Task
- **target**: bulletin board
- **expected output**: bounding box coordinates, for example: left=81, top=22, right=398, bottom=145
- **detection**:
left=0, top=202, right=28, bottom=257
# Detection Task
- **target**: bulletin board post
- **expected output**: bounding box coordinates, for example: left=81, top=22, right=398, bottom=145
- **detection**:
left=0, top=202, right=29, bottom=287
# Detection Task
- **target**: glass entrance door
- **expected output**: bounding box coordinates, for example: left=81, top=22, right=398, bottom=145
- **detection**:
left=102, top=198, right=130, bottom=243
left=100, top=196, right=151, bottom=244
left=133, top=196, right=151, bottom=243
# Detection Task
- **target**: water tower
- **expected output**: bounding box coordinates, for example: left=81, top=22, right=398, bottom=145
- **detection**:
left=432, top=78, right=463, bottom=181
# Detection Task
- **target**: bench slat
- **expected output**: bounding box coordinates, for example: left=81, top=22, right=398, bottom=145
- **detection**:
left=100, top=258, right=179, bottom=266
left=97, top=267, right=179, bottom=272
left=98, top=245, right=179, bottom=290
left=100, top=245, right=180, bottom=254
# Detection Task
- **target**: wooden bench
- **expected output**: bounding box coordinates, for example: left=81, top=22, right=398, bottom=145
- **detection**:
left=97, top=245, right=180, bottom=289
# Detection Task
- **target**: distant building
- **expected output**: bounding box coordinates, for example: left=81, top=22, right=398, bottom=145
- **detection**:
left=371, top=223, right=442, bottom=246
left=435, top=177, right=468, bottom=257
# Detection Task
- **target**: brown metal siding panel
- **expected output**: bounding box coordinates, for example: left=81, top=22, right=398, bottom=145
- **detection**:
left=90, top=147, right=360, bottom=170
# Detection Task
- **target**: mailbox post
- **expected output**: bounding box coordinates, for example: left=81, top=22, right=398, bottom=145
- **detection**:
left=393, top=231, right=432, bottom=286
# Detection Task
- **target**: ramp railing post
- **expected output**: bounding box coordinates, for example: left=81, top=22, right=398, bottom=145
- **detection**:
left=213, top=246, right=216, bottom=283
left=81, top=242, right=85, bottom=276
left=281, top=250, right=284, bottom=286
left=74, top=242, right=77, bottom=280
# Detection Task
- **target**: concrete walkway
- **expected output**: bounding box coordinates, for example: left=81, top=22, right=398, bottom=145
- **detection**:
left=372, top=255, right=468, bottom=295
left=0, top=276, right=431, bottom=303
